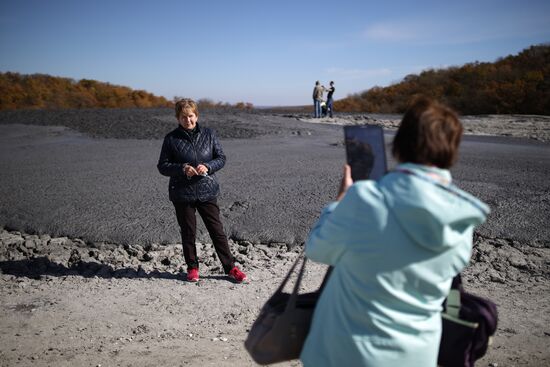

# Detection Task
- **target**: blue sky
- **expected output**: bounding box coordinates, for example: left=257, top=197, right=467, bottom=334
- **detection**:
left=1, top=0, right=549, bottom=106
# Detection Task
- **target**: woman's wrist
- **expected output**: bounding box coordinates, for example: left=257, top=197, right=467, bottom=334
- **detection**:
left=336, top=164, right=353, bottom=201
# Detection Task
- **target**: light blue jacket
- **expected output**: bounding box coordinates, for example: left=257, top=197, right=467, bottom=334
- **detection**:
left=300, top=163, right=489, bottom=367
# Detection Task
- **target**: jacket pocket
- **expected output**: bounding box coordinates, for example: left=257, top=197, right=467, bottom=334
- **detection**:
left=197, top=175, right=219, bottom=199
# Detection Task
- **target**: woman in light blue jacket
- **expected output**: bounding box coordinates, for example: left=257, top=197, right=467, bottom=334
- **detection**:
left=301, top=97, right=489, bottom=367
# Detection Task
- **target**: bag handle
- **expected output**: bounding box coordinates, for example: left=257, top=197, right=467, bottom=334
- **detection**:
left=270, top=252, right=308, bottom=314
left=273, top=251, right=306, bottom=297
left=277, top=251, right=331, bottom=314
left=446, top=289, right=461, bottom=318
left=285, top=256, right=308, bottom=313
left=446, top=274, right=463, bottom=318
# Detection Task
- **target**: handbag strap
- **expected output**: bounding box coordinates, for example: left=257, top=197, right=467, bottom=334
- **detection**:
left=274, top=251, right=306, bottom=296
left=285, top=255, right=308, bottom=312
left=278, top=251, right=330, bottom=313
left=446, top=274, right=463, bottom=318
left=446, top=289, right=461, bottom=318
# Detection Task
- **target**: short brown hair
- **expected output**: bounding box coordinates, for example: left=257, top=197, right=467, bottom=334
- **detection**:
left=392, top=97, right=463, bottom=169
left=175, top=98, right=199, bottom=119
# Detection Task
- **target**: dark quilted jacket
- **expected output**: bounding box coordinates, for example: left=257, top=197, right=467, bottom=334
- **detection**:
left=157, top=124, right=226, bottom=202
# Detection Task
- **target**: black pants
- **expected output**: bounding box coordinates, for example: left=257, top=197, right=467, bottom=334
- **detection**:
left=173, top=199, right=234, bottom=273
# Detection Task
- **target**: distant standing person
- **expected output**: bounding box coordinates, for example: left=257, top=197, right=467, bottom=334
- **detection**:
left=312, top=81, right=325, bottom=118
left=326, top=81, right=335, bottom=117
left=157, top=98, right=247, bottom=283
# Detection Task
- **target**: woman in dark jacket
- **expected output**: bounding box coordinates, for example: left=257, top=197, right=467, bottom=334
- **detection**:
left=157, top=98, right=247, bottom=283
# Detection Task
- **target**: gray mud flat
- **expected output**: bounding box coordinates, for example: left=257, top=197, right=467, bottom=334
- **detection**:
left=0, top=109, right=549, bottom=366
left=0, top=112, right=548, bottom=247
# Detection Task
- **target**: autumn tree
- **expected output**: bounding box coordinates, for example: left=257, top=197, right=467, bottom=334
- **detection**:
left=0, top=73, right=171, bottom=110
left=334, top=44, right=550, bottom=115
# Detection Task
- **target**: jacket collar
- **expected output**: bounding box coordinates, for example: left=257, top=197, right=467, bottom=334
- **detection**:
left=176, top=123, right=201, bottom=139
left=395, top=162, right=452, bottom=185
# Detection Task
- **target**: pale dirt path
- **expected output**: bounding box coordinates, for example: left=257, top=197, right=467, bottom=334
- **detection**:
left=1, top=264, right=549, bottom=367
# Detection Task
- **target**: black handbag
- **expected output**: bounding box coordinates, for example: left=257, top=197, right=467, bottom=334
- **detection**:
left=244, top=255, right=330, bottom=365
left=438, top=275, right=498, bottom=367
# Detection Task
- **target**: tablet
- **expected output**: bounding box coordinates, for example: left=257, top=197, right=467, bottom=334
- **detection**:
left=344, top=125, right=388, bottom=181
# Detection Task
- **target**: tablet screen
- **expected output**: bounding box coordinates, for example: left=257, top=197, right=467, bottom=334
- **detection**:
left=344, top=125, right=387, bottom=181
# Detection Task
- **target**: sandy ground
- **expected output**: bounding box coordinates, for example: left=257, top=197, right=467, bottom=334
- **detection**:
left=0, top=109, right=549, bottom=366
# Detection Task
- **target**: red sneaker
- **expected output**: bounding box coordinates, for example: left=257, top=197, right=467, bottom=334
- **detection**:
left=228, top=266, right=247, bottom=283
left=187, top=267, right=199, bottom=282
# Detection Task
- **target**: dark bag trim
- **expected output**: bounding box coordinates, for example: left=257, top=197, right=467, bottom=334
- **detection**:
left=438, top=274, right=498, bottom=367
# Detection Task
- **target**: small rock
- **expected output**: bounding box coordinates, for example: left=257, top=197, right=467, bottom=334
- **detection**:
left=49, top=237, right=69, bottom=246
left=144, top=243, right=160, bottom=252
left=24, top=239, right=37, bottom=249
left=237, top=245, right=249, bottom=255
left=68, top=249, right=82, bottom=268
left=268, top=242, right=286, bottom=249
left=488, top=269, right=505, bottom=283
left=4, top=234, right=24, bottom=246
left=508, top=253, right=528, bottom=268
left=142, top=252, right=155, bottom=261
left=124, top=245, right=140, bottom=257
left=16, top=243, right=28, bottom=254
left=39, top=234, right=51, bottom=241
left=492, top=238, right=508, bottom=247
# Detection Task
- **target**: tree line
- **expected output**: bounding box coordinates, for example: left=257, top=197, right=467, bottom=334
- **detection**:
left=0, top=73, right=173, bottom=110
left=177, top=97, right=254, bottom=111
left=334, top=44, right=550, bottom=115
left=0, top=72, right=257, bottom=111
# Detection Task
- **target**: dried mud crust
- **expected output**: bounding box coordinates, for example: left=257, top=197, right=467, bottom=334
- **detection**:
left=1, top=228, right=547, bottom=286
left=0, top=228, right=302, bottom=280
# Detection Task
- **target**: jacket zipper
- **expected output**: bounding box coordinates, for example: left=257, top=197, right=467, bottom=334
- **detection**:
left=190, top=131, right=199, bottom=199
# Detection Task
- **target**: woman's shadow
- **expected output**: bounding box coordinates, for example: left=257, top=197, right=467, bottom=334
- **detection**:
left=0, top=256, right=231, bottom=281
